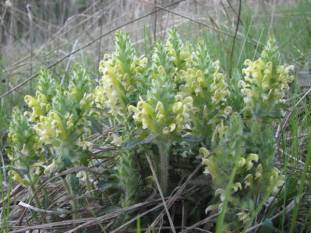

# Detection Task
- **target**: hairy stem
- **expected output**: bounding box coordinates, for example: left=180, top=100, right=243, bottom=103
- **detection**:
left=157, top=142, right=170, bottom=194
left=62, top=176, right=78, bottom=221
left=28, top=173, right=46, bottom=223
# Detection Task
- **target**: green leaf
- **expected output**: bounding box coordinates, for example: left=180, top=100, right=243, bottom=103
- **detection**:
left=258, top=219, right=278, bottom=233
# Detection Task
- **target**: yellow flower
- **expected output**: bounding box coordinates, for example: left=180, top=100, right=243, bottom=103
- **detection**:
left=215, top=188, right=225, bottom=202
left=169, top=123, right=176, bottom=132
left=255, top=164, right=263, bottom=180
left=233, top=182, right=242, bottom=192
left=245, top=153, right=259, bottom=170
left=237, top=211, right=250, bottom=224
left=241, top=38, right=294, bottom=116
left=199, top=147, right=210, bottom=158
left=244, top=174, right=253, bottom=188
left=238, top=157, right=246, bottom=168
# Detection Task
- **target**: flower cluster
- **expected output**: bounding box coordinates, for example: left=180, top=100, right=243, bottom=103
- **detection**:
left=129, top=91, right=194, bottom=137
left=94, top=32, right=148, bottom=118
left=165, top=28, right=190, bottom=71
left=8, top=108, right=43, bottom=185
left=200, top=112, right=285, bottom=226
left=128, top=49, right=194, bottom=138
left=95, top=30, right=232, bottom=144
left=94, top=31, right=293, bottom=202
left=24, top=70, right=55, bottom=121
left=9, top=66, right=95, bottom=181
left=234, top=154, right=284, bottom=195
left=30, top=69, right=93, bottom=147
left=240, top=37, right=294, bottom=118
left=179, top=45, right=231, bottom=136
left=198, top=39, right=293, bottom=228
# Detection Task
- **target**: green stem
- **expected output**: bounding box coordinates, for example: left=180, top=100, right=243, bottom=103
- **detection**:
left=27, top=173, right=46, bottom=223
left=62, top=176, right=78, bottom=221
left=27, top=173, right=41, bottom=209
left=215, top=161, right=239, bottom=233
left=30, top=183, right=41, bottom=209
left=157, top=142, right=170, bottom=194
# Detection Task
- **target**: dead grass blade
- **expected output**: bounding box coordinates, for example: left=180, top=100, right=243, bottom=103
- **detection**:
left=10, top=198, right=161, bottom=232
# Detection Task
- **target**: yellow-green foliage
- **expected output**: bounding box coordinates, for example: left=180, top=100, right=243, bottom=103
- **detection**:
left=8, top=108, right=43, bottom=186
left=104, top=31, right=292, bottom=225
left=94, top=32, right=148, bottom=119
left=7, top=29, right=294, bottom=230
left=199, top=37, right=293, bottom=227
left=240, top=37, right=294, bottom=118
left=9, top=67, right=95, bottom=185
